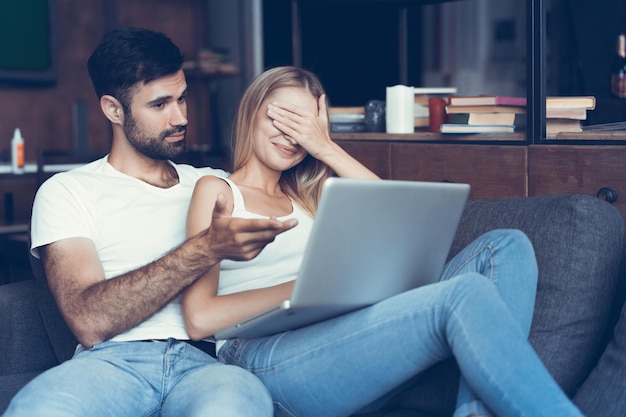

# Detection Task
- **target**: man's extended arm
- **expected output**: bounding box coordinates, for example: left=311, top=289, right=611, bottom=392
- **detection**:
left=43, top=197, right=295, bottom=348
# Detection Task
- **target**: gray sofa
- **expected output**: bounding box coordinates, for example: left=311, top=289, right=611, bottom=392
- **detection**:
left=1, top=194, right=626, bottom=416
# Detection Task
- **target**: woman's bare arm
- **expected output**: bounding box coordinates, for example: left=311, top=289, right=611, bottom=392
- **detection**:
left=181, top=176, right=298, bottom=339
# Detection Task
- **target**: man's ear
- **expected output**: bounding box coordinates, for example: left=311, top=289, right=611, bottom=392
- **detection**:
left=100, top=95, right=125, bottom=125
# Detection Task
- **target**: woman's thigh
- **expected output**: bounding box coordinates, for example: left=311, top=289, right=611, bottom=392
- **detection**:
left=219, top=275, right=497, bottom=417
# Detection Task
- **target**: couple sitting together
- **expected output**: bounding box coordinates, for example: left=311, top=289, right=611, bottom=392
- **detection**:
left=3, top=26, right=585, bottom=417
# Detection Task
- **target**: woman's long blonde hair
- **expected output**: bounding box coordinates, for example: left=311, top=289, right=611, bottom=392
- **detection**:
left=232, top=66, right=334, bottom=217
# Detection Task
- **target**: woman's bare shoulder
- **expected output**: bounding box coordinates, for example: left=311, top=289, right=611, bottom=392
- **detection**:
left=195, top=174, right=231, bottom=191
left=193, top=175, right=234, bottom=207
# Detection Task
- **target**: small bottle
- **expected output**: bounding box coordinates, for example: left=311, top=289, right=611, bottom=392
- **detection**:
left=611, top=34, right=626, bottom=98
left=11, top=128, right=24, bottom=174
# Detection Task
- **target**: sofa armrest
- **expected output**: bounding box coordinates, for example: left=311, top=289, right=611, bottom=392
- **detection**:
left=572, top=242, right=626, bottom=416
left=0, top=280, right=58, bottom=375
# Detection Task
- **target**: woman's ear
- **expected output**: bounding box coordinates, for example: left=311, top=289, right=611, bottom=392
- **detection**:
left=100, top=95, right=124, bottom=125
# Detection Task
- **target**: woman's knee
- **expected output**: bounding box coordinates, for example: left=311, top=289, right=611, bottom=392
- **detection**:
left=482, top=229, right=538, bottom=278
left=482, top=229, right=533, bottom=253
left=447, top=273, right=501, bottom=305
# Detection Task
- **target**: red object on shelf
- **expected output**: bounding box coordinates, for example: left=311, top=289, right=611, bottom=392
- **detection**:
left=429, top=97, right=446, bottom=133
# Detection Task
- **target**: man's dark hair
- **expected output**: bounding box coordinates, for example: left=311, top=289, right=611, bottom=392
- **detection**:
left=87, top=26, right=185, bottom=111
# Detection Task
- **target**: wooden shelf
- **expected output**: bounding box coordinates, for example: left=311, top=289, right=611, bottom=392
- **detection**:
left=332, top=132, right=527, bottom=143
left=332, top=131, right=626, bottom=145
left=554, top=132, right=626, bottom=141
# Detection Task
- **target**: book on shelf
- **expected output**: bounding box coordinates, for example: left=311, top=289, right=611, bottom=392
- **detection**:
left=329, top=113, right=365, bottom=124
left=583, top=121, right=626, bottom=132
left=440, top=123, right=516, bottom=134
left=414, top=87, right=458, bottom=105
left=448, top=112, right=517, bottom=126
left=445, top=104, right=527, bottom=114
left=330, top=122, right=366, bottom=133
left=414, top=116, right=429, bottom=128
left=446, top=95, right=596, bottom=110
left=448, top=95, right=527, bottom=107
left=413, top=86, right=458, bottom=95
left=329, top=106, right=365, bottom=125
left=546, top=118, right=582, bottom=136
left=329, top=106, right=365, bottom=114
left=546, top=96, right=596, bottom=109
left=546, top=107, right=588, bottom=120
left=414, top=102, right=429, bottom=117
left=544, top=101, right=590, bottom=137
left=329, top=107, right=366, bottom=133
left=413, top=102, right=430, bottom=128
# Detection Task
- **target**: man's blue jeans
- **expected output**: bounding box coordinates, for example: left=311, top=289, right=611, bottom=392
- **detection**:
left=3, top=338, right=273, bottom=417
left=218, top=229, right=585, bottom=417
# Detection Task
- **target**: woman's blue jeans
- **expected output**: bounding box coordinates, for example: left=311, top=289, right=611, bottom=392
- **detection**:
left=3, top=339, right=273, bottom=417
left=219, top=229, right=585, bottom=417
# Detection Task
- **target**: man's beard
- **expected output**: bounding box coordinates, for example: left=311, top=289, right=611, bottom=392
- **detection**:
left=123, top=113, right=187, bottom=160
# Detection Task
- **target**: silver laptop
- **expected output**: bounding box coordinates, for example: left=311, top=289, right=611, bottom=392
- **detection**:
left=214, top=177, right=470, bottom=340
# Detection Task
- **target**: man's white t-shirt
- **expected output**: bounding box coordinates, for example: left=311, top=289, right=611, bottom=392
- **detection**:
left=30, top=155, right=225, bottom=342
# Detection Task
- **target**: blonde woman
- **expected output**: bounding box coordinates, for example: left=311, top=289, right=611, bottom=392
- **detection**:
left=182, top=66, right=584, bottom=417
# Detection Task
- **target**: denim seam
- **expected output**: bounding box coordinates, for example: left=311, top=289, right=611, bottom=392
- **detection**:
left=448, top=304, right=524, bottom=417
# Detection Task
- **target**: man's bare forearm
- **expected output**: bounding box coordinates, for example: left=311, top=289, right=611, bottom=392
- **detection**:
left=46, top=232, right=214, bottom=347
left=46, top=216, right=294, bottom=347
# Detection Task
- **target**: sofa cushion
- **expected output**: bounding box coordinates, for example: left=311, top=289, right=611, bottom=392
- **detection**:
left=29, top=253, right=78, bottom=363
left=0, top=280, right=58, bottom=375
left=0, top=371, right=42, bottom=414
left=379, top=194, right=624, bottom=415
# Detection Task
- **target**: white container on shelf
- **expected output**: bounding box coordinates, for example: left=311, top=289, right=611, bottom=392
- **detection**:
left=385, top=85, right=414, bottom=134
left=11, top=128, right=24, bottom=174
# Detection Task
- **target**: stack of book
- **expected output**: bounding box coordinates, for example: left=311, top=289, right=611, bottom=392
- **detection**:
left=329, top=106, right=366, bottom=133
left=442, top=95, right=525, bottom=134
left=441, top=95, right=596, bottom=135
left=545, top=96, right=596, bottom=137
left=413, top=87, right=458, bottom=128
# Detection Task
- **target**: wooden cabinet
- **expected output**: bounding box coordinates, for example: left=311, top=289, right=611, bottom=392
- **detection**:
left=337, top=140, right=528, bottom=200
left=529, top=145, right=626, bottom=219
left=337, top=138, right=626, bottom=221
left=337, top=141, right=391, bottom=179
left=389, top=144, right=527, bottom=199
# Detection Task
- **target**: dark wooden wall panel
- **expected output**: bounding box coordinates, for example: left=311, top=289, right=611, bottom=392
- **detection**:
left=390, top=143, right=528, bottom=200
left=0, top=0, right=199, bottom=162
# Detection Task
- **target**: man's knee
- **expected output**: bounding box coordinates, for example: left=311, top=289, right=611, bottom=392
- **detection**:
left=168, top=363, right=273, bottom=417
